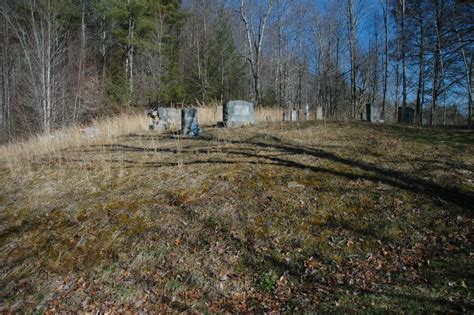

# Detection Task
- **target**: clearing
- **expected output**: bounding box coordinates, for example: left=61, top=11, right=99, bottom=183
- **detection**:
left=0, top=121, right=473, bottom=312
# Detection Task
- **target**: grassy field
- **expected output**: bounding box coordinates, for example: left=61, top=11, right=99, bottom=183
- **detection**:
left=0, top=119, right=473, bottom=312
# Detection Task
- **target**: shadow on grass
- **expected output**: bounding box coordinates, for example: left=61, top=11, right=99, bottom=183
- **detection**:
left=384, top=124, right=474, bottom=150
left=48, top=129, right=474, bottom=217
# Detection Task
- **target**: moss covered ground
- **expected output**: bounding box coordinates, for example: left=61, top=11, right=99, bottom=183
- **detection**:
left=0, top=121, right=473, bottom=312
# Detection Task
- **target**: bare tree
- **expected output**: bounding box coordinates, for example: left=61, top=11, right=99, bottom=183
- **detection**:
left=3, top=0, right=68, bottom=133
left=239, top=0, right=273, bottom=105
left=380, top=0, right=388, bottom=120
left=348, top=0, right=357, bottom=118
left=454, top=25, right=473, bottom=127
left=412, top=1, right=425, bottom=125
left=73, top=0, right=86, bottom=123
left=400, top=0, right=407, bottom=116
left=126, top=0, right=134, bottom=104
left=430, top=0, right=442, bottom=126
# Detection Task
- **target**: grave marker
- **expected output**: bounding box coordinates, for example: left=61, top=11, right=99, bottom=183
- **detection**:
left=224, top=100, right=254, bottom=127
left=158, top=107, right=181, bottom=129
left=182, top=108, right=199, bottom=135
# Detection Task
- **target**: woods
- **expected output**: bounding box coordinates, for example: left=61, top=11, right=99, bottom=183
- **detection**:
left=0, top=0, right=473, bottom=140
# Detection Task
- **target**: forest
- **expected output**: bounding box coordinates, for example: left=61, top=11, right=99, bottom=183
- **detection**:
left=0, top=0, right=473, bottom=140
left=1, top=1, right=474, bottom=312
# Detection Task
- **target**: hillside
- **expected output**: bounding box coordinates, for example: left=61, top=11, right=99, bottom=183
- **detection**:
left=0, top=120, right=473, bottom=312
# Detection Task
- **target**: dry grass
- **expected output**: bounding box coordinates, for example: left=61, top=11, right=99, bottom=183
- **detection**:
left=0, top=105, right=284, bottom=172
left=0, top=115, right=473, bottom=312
left=195, top=101, right=285, bottom=125
left=0, top=113, right=148, bottom=172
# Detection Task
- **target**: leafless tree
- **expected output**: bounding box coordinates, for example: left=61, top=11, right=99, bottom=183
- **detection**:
left=239, top=0, right=273, bottom=105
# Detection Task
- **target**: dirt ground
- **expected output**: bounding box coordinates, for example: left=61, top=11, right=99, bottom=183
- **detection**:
left=1, top=121, right=473, bottom=312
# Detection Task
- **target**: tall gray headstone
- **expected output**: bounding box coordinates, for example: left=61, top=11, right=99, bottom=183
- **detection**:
left=224, top=100, right=254, bottom=127
left=365, top=103, right=382, bottom=123
left=290, top=110, right=298, bottom=121
left=216, top=106, right=224, bottom=123
left=371, top=105, right=382, bottom=123
left=158, top=107, right=181, bottom=129
left=304, top=105, right=310, bottom=120
left=316, top=106, right=323, bottom=120
left=284, top=109, right=299, bottom=121
left=182, top=108, right=199, bottom=135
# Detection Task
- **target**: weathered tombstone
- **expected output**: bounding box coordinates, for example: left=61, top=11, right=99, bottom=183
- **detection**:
left=80, top=127, right=101, bottom=137
left=223, top=100, right=254, bottom=127
left=316, top=106, right=323, bottom=120
left=291, top=110, right=299, bottom=121
left=398, top=107, right=415, bottom=124
left=284, top=109, right=302, bottom=121
left=363, top=104, right=382, bottom=123
left=216, top=106, right=224, bottom=123
left=402, top=107, right=415, bottom=124
left=182, top=108, right=199, bottom=135
left=372, top=105, right=382, bottom=123
left=366, top=103, right=372, bottom=122
left=158, top=107, right=181, bottom=129
left=304, top=104, right=310, bottom=120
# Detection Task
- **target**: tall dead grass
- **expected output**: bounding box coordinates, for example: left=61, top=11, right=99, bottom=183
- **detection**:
left=195, top=101, right=284, bottom=125
left=0, top=113, right=148, bottom=172
left=0, top=104, right=284, bottom=172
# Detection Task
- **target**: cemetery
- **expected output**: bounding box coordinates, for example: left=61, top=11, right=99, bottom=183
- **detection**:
left=147, top=101, right=326, bottom=136
left=0, top=0, right=472, bottom=311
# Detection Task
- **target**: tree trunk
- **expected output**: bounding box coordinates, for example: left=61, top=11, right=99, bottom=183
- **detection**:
left=277, top=0, right=282, bottom=107
left=126, top=0, right=134, bottom=104
left=0, top=14, right=5, bottom=130
left=455, top=26, right=473, bottom=128
left=381, top=0, right=388, bottom=121
left=348, top=0, right=357, bottom=119
left=400, top=0, right=407, bottom=117
left=239, top=0, right=273, bottom=106
left=415, top=8, right=424, bottom=125
left=430, top=1, right=441, bottom=126
left=44, top=0, right=52, bottom=133
left=101, top=11, right=107, bottom=85
left=73, top=0, right=86, bottom=123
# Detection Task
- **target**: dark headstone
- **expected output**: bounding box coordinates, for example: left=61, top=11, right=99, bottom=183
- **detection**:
left=182, top=108, right=199, bottom=135
left=398, top=107, right=415, bottom=124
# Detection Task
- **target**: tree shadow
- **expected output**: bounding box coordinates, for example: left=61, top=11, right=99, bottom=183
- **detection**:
left=49, top=130, right=474, bottom=216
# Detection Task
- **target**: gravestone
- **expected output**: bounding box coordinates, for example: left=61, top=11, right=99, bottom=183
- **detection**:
left=80, top=127, right=101, bottom=137
left=283, top=109, right=300, bottom=121
left=402, top=107, right=415, bottom=124
left=372, top=105, right=382, bottom=123
left=158, top=107, right=181, bottom=129
left=316, top=106, right=323, bottom=120
left=304, top=104, right=310, bottom=120
left=182, top=108, right=199, bottom=135
left=224, top=100, right=254, bottom=127
left=216, top=105, right=224, bottom=125
left=290, top=110, right=299, bottom=121
left=365, top=103, right=382, bottom=123
left=398, top=107, right=415, bottom=124
left=366, top=103, right=372, bottom=122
